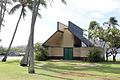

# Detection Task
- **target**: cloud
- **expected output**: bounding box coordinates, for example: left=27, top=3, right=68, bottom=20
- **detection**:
left=2, top=0, right=120, bottom=47
left=90, top=12, right=104, bottom=19
left=66, top=0, right=120, bottom=13
left=44, top=0, right=120, bottom=24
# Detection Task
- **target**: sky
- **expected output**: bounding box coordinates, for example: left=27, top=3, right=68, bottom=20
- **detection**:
left=1, top=0, right=120, bottom=47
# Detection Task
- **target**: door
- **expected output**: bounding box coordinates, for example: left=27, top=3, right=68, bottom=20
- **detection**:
left=64, top=48, right=73, bottom=60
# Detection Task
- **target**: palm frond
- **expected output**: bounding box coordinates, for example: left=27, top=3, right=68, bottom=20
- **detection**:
left=0, top=0, right=12, bottom=4
left=12, top=0, right=19, bottom=2
left=109, top=17, right=119, bottom=26
left=39, top=0, right=47, bottom=8
left=103, top=22, right=108, bottom=26
left=27, top=4, right=41, bottom=18
left=9, top=4, right=21, bottom=15
left=61, top=0, right=67, bottom=4
left=103, top=22, right=111, bottom=28
left=37, top=12, right=41, bottom=18
left=22, top=8, right=26, bottom=19
left=48, top=0, right=53, bottom=6
left=27, top=4, right=32, bottom=11
left=7, top=0, right=12, bottom=4
left=89, top=21, right=98, bottom=30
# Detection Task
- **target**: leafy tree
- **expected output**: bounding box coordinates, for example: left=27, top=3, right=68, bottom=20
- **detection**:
left=88, top=48, right=101, bottom=62
left=88, top=21, right=100, bottom=45
left=88, top=17, right=120, bottom=61
left=34, top=42, right=47, bottom=61
left=103, top=17, right=120, bottom=61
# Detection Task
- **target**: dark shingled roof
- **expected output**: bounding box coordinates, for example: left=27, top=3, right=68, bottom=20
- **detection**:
left=68, top=21, right=93, bottom=47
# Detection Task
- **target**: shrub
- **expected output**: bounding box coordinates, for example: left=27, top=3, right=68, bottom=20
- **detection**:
left=88, top=48, right=101, bottom=62
left=34, top=42, right=47, bottom=61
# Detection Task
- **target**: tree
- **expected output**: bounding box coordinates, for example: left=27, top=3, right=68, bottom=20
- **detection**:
left=0, top=0, right=11, bottom=56
left=20, top=0, right=47, bottom=67
left=0, top=0, right=11, bottom=30
left=89, top=17, right=120, bottom=61
left=88, top=21, right=100, bottom=45
left=28, top=0, right=47, bottom=73
left=2, top=0, right=41, bottom=62
left=27, top=0, right=66, bottom=73
left=20, top=0, right=66, bottom=73
left=34, top=42, right=47, bottom=61
left=103, top=17, right=120, bottom=61
left=0, top=0, right=7, bottom=31
left=103, top=17, right=119, bottom=28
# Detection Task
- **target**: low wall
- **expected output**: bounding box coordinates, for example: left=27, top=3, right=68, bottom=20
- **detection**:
left=73, top=47, right=104, bottom=57
left=48, top=47, right=63, bottom=56
left=47, top=47, right=104, bottom=59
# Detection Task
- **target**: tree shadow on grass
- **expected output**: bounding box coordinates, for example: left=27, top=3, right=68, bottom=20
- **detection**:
left=37, top=73, right=73, bottom=80
left=98, top=61, right=120, bottom=64
left=35, top=63, right=74, bottom=80
left=35, top=62, right=120, bottom=75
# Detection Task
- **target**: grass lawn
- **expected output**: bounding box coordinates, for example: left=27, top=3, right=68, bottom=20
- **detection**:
left=0, top=60, right=120, bottom=80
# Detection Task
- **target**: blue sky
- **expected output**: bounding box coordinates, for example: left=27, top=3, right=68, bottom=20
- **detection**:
left=1, top=0, right=120, bottom=47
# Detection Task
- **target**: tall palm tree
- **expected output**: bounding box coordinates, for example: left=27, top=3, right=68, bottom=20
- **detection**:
left=28, top=0, right=47, bottom=73
left=20, top=0, right=46, bottom=66
left=103, top=17, right=119, bottom=48
left=20, top=0, right=66, bottom=66
left=103, top=17, right=119, bottom=61
left=27, top=0, right=66, bottom=73
left=103, top=17, right=119, bottom=28
left=2, top=0, right=41, bottom=61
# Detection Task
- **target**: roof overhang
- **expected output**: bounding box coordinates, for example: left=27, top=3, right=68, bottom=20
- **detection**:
left=42, top=30, right=63, bottom=47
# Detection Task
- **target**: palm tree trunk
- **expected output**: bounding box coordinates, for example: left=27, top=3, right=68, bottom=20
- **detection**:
left=113, top=50, right=117, bottom=62
left=20, top=36, right=30, bottom=66
left=2, top=7, right=24, bottom=62
left=0, top=0, right=3, bottom=31
left=113, top=55, right=116, bottom=61
left=0, top=0, right=7, bottom=31
left=106, top=51, right=108, bottom=61
left=28, top=0, right=40, bottom=73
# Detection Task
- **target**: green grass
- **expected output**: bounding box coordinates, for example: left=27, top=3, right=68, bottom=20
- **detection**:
left=0, top=60, right=120, bottom=80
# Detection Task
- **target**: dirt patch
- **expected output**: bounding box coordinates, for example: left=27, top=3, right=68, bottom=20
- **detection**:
left=80, top=63, right=100, bottom=67
left=61, top=71, right=97, bottom=77
left=101, top=77, right=112, bottom=80
left=59, top=71, right=113, bottom=80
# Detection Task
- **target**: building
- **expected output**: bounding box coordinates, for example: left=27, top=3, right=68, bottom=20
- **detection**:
left=42, top=21, right=104, bottom=60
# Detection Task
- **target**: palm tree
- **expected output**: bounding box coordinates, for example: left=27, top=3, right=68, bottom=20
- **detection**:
left=20, top=0, right=47, bottom=66
left=20, top=0, right=66, bottom=66
left=0, top=0, right=10, bottom=31
left=27, top=0, right=66, bottom=73
left=28, top=0, right=47, bottom=73
left=2, top=0, right=41, bottom=61
left=103, top=17, right=119, bottom=28
left=0, top=0, right=5, bottom=30
left=103, top=17, right=119, bottom=61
